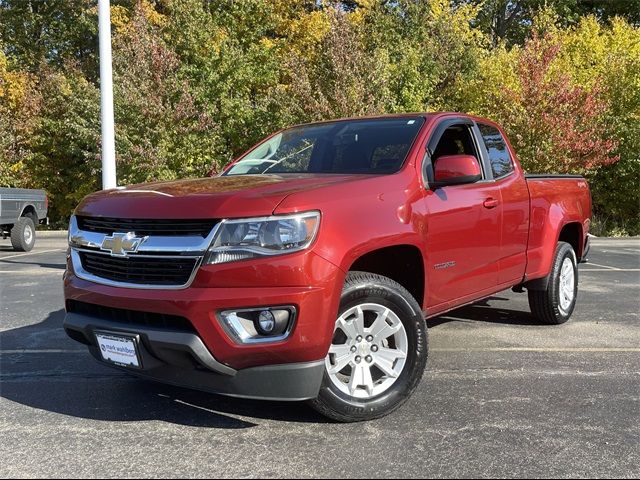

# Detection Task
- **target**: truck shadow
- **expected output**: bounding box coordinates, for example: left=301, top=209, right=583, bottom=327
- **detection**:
left=0, top=257, right=65, bottom=269
left=427, top=296, right=540, bottom=328
left=2, top=299, right=538, bottom=427
left=0, top=309, right=331, bottom=429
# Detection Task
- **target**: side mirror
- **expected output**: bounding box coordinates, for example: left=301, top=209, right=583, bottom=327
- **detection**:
left=432, top=154, right=482, bottom=188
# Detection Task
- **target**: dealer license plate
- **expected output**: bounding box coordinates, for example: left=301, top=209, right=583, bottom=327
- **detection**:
left=95, top=332, right=141, bottom=369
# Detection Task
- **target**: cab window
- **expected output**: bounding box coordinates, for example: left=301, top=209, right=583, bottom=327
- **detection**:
left=431, top=124, right=484, bottom=179
left=478, top=123, right=514, bottom=178
left=432, top=125, right=479, bottom=161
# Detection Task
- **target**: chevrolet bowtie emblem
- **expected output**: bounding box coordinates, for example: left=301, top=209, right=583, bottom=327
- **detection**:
left=100, top=232, right=147, bottom=257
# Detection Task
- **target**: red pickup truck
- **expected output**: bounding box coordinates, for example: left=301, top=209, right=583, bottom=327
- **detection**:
left=63, top=113, right=591, bottom=422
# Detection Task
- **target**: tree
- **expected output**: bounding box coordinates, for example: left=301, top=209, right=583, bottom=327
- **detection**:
left=111, top=2, right=221, bottom=183
left=555, top=15, right=640, bottom=233
left=454, top=0, right=640, bottom=46
left=460, top=22, right=618, bottom=174
left=356, top=0, right=487, bottom=112
left=275, top=8, right=392, bottom=122
left=511, top=32, right=617, bottom=173
left=0, top=0, right=98, bottom=78
left=163, top=0, right=290, bottom=158
left=0, top=47, right=39, bottom=188
left=1, top=0, right=638, bottom=232
left=25, top=68, right=102, bottom=223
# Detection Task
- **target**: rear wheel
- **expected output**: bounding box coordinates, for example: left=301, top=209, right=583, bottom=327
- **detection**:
left=10, top=216, right=36, bottom=252
left=309, top=271, right=428, bottom=422
left=528, top=241, right=578, bottom=324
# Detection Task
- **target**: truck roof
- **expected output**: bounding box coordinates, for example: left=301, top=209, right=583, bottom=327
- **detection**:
left=289, top=112, right=498, bottom=129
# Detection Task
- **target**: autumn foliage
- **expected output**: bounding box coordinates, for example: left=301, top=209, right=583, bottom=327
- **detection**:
left=0, top=0, right=638, bottom=233
left=490, top=32, right=618, bottom=174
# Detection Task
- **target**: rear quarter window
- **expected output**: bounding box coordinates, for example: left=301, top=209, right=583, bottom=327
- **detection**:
left=478, top=124, right=514, bottom=178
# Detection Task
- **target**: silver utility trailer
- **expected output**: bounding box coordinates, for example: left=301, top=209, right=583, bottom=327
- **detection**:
left=0, top=188, right=48, bottom=252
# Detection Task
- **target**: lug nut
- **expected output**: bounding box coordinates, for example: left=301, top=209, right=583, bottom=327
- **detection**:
left=371, top=345, right=379, bottom=352
left=365, top=355, right=373, bottom=363
left=350, top=346, right=357, bottom=353
left=366, top=335, right=374, bottom=342
left=356, top=335, right=363, bottom=342
left=355, top=356, right=362, bottom=363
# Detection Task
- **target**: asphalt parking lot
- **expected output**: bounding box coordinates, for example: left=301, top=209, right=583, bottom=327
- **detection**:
left=1, top=234, right=638, bottom=478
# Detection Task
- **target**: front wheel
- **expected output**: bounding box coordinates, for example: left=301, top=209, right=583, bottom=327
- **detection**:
left=309, top=271, right=428, bottom=422
left=528, top=241, right=578, bottom=325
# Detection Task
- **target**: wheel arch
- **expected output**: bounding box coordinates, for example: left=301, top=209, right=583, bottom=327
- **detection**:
left=525, top=222, right=583, bottom=291
left=347, top=244, right=426, bottom=309
left=20, top=204, right=37, bottom=220
left=557, top=221, right=584, bottom=260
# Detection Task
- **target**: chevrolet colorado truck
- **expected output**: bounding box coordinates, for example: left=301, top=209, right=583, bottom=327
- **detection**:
left=63, top=113, right=591, bottom=422
left=0, top=188, right=48, bottom=251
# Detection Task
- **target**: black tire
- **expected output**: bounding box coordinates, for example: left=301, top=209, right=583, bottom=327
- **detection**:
left=10, top=216, right=36, bottom=252
left=528, top=241, right=578, bottom=325
left=309, top=271, right=428, bottom=422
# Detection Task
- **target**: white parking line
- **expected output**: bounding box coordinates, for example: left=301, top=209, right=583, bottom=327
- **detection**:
left=432, top=347, right=640, bottom=353
left=581, top=268, right=640, bottom=272
left=0, top=249, right=65, bottom=261
left=0, top=349, right=86, bottom=354
left=584, top=262, right=621, bottom=270
left=0, top=270, right=63, bottom=274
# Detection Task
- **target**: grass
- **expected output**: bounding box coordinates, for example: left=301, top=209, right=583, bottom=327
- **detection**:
left=590, top=214, right=640, bottom=237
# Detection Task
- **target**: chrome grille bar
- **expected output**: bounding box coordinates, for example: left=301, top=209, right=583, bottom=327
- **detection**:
left=68, top=216, right=220, bottom=289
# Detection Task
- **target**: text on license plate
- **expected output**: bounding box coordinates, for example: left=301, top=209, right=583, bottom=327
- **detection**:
left=95, top=332, right=141, bottom=368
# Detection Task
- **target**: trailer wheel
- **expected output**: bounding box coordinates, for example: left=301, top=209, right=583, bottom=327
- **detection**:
left=10, top=216, right=36, bottom=252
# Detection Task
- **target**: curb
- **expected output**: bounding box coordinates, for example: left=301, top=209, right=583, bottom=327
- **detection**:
left=37, top=230, right=68, bottom=238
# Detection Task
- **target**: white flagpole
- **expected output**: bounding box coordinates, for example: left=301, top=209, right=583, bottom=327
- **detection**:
left=98, top=0, right=117, bottom=189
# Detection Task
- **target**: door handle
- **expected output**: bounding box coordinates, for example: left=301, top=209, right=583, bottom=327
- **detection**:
left=483, top=198, right=499, bottom=209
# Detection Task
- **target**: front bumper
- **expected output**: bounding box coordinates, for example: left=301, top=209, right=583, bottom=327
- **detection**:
left=64, top=312, right=325, bottom=401
left=63, top=247, right=344, bottom=400
left=64, top=249, right=344, bottom=370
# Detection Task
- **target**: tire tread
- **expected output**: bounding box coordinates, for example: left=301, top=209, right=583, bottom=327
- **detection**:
left=528, top=242, right=577, bottom=325
left=10, top=217, right=35, bottom=252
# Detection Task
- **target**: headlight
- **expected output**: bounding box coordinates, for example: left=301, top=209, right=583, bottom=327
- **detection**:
left=204, top=211, right=320, bottom=265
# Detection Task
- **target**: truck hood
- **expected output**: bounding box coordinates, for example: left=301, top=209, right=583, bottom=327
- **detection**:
left=75, top=174, right=373, bottom=219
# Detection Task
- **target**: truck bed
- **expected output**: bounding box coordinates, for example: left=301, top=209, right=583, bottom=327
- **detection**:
left=524, top=174, right=584, bottom=179
left=0, top=188, right=48, bottom=226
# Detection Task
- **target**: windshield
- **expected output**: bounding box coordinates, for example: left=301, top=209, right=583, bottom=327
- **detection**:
left=224, top=117, right=425, bottom=175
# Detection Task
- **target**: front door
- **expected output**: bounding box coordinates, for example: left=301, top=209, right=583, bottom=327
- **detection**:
left=422, top=120, right=502, bottom=310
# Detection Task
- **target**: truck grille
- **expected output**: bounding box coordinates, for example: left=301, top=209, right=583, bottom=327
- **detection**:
left=76, top=216, right=218, bottom=237
left=78, top=251, right=198, bottom=286
left=66, top=300, right=196, bottom=333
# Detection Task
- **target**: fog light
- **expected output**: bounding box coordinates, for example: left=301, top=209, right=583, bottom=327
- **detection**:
left=257, top=310, right=276, bottom=335
left=218, top=306, right=296, bottom=344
